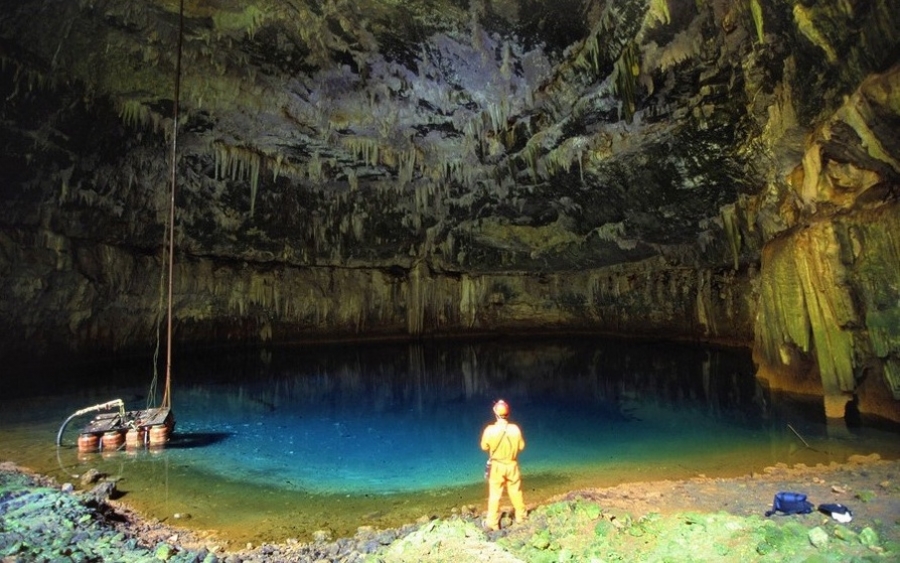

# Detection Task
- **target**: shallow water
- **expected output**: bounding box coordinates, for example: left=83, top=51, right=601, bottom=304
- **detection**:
left=2, top=337, right=898, bottom=546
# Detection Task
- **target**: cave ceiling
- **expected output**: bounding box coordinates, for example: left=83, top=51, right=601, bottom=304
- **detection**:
left=1, top=0, right=898, bottom=274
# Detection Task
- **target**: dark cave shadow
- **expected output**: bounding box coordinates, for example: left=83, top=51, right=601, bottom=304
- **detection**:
left=164, top=431, right=232, bottom=449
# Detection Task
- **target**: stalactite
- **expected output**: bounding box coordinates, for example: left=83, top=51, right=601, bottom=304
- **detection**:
left=343, top=136, right=380, bottom=168
left=792, top=4, right=838, bottom=63
left=485, top=99, right=509, bottom=134
left=594, top=222, right=625, bottom=242
left=397, top=148, right=417, bottom=189
left=695, top=269, right=714, bottom=337
left=750, top=0, right=765, bottom=44
left=546, top=136, right=588, bottom=178
left=574, top=31, right=602, bottom=77
left=214, top=143, right=263, bottom=217
left=249, top=155, right=260, bottom=217
left=460, top=275, right=478, bottom=328
left=464, top=113, right=484, bottom=141
left=346, top=167, right=359, bottom=191
left=407, top=261, right=427, bottom=335
left=308, top=151, right=323, bottom=183
left=755, top=224, right=857, bottom=396
left=721, top=204, right=742, bottom=270
left=649, top=0, right=671, bottom=26
left=500, top=41, right=513, bottom=80
left=212, top=5, right=267, bottom=41
left=612, top=41, right=640, bottom=123
left=272, top=154, right=283, bottom=182
left=118, top=100, right=163, bottom=133
left=351, top=209, right=366, bottom=241
left=521, top=141, right=543, bottom=182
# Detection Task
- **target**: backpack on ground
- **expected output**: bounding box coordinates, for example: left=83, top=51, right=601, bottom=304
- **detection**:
left=764, top=491, right=814, bottom=516
left=818, top=503, right=853, bottom=523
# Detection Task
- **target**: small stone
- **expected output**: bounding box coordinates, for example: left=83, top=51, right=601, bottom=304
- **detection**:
left=833, top=525, right=857, bottom=542
left=61, top=482, right=74, bottom=493
left=155, top=543, right=174, bottom=560
left=859, top=527, right=880, bottom=548
left=808, top=526, right=829, bottom=548
left=530, top=532, right=551, bottom=550
left=831, top=485, right=847, bottom=494
left=312, top=529, right=332, bottom=543
left=80, top=468, right=103, bottom=486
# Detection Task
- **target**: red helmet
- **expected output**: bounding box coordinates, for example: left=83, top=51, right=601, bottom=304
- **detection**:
left=493, top=399, right=510, bottom=418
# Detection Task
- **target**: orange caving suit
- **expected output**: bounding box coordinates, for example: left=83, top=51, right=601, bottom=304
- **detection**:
left=480, top=418, right=526, bottom=529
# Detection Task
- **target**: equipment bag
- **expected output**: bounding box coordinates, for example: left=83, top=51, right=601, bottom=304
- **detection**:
left=765, top=491, right=814, bottom=516
left=818, top=503, right=853, bottom=523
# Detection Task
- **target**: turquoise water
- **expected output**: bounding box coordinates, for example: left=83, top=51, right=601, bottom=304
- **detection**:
left=3, top=336, right=899, bottom=543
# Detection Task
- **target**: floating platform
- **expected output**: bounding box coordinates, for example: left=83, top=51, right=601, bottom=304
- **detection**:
left=80, top=407, right=172, bottom=436
left=76, top=407, right=174, bottom=452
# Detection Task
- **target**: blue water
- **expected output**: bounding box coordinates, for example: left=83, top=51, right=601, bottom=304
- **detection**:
left=170, top=338, right=759, bottom=494
left=6, top=336, right=895, bottom=495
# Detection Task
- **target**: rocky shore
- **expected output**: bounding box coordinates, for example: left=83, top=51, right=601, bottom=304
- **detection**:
left=2, top=457, right=899, bottom=562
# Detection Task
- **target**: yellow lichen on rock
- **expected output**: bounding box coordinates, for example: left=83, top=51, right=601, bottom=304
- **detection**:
left=792, top=4, right=837, bottom=63
left=750, top=0, right=764, bottom=44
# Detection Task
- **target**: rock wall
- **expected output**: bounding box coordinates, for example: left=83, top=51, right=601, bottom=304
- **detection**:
left=1, top=0, right=899, bottom=421
left=751, top=67, right=900, bottom=422
left=0, top=237, right=754, bottom=358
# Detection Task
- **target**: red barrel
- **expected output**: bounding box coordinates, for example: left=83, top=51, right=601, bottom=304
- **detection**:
left=77, top=433, right=99, bottom=452
left=101, top=431, right=124, bottom=450
left=148, top=424, right=170, bottom=446
left=125, top=427, right=146, bottom=448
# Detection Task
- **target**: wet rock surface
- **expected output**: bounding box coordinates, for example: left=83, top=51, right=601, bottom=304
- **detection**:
left=3, top=456, right=899, bottom=562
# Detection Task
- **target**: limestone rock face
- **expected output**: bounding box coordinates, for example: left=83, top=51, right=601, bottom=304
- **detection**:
left=0, top=1, right=898, bottom=418
left=752, top=68, right=900, bottom=421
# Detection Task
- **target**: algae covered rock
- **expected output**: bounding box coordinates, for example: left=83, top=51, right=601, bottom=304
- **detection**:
left=808, top=526, right=829, bottom=549
left=859, top=526, right=880, bottom=548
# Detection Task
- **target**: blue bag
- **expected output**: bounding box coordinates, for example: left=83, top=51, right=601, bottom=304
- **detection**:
left=765, top=491, right=814, bottom=516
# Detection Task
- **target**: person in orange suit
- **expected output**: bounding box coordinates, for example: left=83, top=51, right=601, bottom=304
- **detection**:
left=480, top=399, right=526, bottom=530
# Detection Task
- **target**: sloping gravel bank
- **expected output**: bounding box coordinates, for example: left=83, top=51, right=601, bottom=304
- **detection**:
left=3, top=456, right=899, bottom=562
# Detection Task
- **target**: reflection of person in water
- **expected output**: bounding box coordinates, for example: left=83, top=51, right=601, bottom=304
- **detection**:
left=480, top=399, right=526, bottom=531
left=844, top=394, right=861, bottom=429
